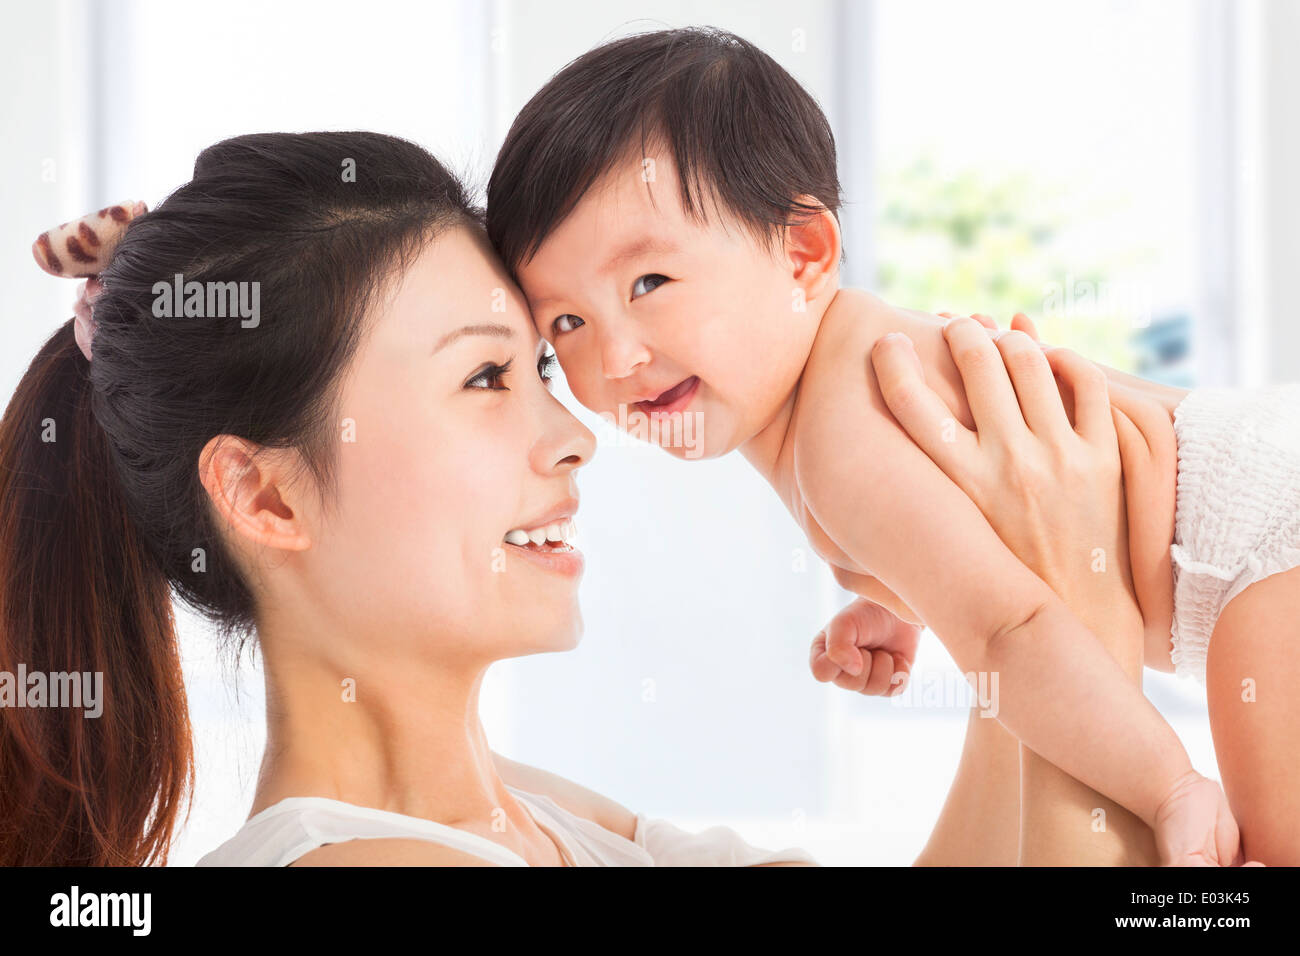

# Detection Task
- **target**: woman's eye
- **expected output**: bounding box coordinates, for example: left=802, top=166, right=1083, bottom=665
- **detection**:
left=465, top=358, right=513, bottom=390
left=631, top=274, right=669, bottom=299
left=553, top=314, right=584, bottom=335
left=538, top=351, right=559, bottom=385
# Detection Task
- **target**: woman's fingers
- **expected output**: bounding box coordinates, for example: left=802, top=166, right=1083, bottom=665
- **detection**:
left=1043, top=346, right=1114, bottom=446
left=1010, top=312, right=1042, bottom=342
left=939, top=311, right=998, bottom=332
left=871, top=332, right=977, bottom=476
left=992, top=330, right=1074, bottom=444
left=940, top=316, right=1026, bottom=444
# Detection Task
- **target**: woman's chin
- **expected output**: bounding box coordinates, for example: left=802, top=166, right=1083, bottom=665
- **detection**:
left=512, top=615, right=584, bottom=657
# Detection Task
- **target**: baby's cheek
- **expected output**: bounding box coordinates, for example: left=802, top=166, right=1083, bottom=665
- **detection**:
left=565, top=364, right=613, bottom=417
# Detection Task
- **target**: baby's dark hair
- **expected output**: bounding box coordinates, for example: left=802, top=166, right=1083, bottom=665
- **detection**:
left=487, top=26, right=843, bottom=275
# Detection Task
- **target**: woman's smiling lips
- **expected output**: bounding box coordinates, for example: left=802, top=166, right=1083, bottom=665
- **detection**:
left=504, top=540, right=585, bottom=577
left=634, top=375, right=700, bottom=416
left=502, top=502, right=584, bottom=577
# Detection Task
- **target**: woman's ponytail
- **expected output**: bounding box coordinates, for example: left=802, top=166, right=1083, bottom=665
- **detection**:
left=0, top=319, right=192, bottom=865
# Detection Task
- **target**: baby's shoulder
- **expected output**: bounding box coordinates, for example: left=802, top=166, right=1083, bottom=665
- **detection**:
left=795, top=288, right=914, bottom=436
left=810, top=287, right=896, bottom=354
left=789, top=290, right=941, bottom=509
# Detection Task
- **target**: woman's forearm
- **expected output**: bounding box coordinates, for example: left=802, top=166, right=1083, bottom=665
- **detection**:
left=914, top=704, right=1022, bottom=866
left=916, top=587, right=1157, bottom=866
left=972, top=594, right=1192, bottom=828
left=1017, top=599, right=1158, bottom=865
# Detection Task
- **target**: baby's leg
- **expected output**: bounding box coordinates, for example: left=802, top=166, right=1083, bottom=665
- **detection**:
left=1206, top=564, right=1300, bottom=864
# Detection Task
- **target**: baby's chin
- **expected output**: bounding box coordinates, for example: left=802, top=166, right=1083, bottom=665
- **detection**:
left=597, top=403, right=717, bottom=460
left=644, top=416, right=726, bottom=461
left=654, top=434, right=727, bottom=461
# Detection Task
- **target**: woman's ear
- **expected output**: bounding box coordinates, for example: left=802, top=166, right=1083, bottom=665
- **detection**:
left=783, top=196, right=841, bottom=301
left=198, top=434, right=312, bottom=555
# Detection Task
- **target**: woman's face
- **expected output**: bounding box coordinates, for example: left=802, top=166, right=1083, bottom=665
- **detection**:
left=293, top=224, right=596, bottom=665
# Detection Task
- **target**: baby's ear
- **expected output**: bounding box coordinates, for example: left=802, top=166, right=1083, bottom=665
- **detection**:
left=782, top=196, right=840, bottom=300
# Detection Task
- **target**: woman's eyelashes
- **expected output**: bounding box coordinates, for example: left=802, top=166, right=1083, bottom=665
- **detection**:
left=464, top=357, right=514, bottom=390
left=464, top=352, right=559, bottom=391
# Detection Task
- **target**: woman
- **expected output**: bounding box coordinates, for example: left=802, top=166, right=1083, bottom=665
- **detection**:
left=1, top=131, right=1155, bottom=865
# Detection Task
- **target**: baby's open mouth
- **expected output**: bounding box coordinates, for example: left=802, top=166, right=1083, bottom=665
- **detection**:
left=503, top=519, right=577, bottom=552
left=635, top=376, right=699, bottom=413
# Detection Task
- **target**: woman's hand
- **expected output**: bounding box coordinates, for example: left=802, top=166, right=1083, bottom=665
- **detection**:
left=866, top=313, right=1255, bottom=866
left=806, top=310, right=1121, bottom=694
left=870, top=316, right=1139, bottom=658
left=871, top=314, right=1165, bottom=866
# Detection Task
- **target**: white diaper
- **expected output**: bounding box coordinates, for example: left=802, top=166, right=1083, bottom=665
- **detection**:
left=1168, top=383, right=1300, bottom=682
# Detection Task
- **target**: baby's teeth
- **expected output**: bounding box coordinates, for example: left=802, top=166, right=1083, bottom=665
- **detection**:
left=504, top=529, right=529, bottom=546
left=528, top=527, right=548, bottom=546
left=545, top=522, right=564, bottom=542
left=563, top=519, right=576, bottom=542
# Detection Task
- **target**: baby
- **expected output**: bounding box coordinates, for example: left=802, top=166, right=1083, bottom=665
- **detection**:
left=487, top=27, right=1298, bottom=864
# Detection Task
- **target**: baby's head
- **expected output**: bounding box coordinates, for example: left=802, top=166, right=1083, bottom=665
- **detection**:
left=488, top=27, right=844, bottom=460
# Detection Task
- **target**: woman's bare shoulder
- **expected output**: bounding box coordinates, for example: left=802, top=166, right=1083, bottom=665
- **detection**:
left=490, top=751, right=639, bottom=841
left=288, top=838, right=502, bottom=867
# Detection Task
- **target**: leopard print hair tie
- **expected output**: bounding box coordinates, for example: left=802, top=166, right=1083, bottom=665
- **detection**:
left=32, top=200, right=148, bottom=361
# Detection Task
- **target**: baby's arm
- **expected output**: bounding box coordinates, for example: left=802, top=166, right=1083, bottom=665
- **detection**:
left=792, top=339, right=1194, bottom=829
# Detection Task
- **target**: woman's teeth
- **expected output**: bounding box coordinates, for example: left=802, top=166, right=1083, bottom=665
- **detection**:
left=503, top=519, right=577, bottom=550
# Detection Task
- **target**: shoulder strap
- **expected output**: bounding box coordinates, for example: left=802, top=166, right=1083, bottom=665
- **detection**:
left=202, top=797, right=529, bottom=867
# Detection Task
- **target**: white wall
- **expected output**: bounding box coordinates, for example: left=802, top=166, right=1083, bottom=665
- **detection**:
left=0, top=1, right=92, bottom=400
left=1259, top=0, right=1300, bottom=384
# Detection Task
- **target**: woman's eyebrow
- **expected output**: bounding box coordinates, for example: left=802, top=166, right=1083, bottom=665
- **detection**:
left=432, top=323, right=515, bottom=355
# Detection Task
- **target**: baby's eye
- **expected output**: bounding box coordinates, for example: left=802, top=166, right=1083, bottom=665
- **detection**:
left=553, top=314, right=584, bottom=335
left=631, top=274, right=669, bottom=299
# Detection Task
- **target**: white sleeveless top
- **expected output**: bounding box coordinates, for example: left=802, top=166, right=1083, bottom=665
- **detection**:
left=196, top=786, right=817, bottom=867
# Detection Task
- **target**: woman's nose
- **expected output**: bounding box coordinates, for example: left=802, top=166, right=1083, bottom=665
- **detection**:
left=534, top=399, right=597, bottom=474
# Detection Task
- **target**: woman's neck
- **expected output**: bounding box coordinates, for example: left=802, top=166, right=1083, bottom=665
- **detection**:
left=248, top=620, right=519, bottom=835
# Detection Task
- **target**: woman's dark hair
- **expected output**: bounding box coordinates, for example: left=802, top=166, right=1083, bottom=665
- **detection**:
left=0, top=131, right=481, bottom=865
left=487, top=26, right=843, bottom=277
